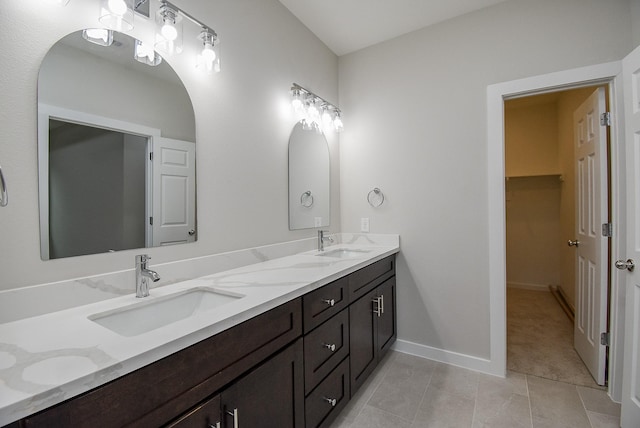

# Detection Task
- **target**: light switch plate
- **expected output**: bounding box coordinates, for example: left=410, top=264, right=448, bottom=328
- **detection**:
left=360, top=217, right=370, bottom=233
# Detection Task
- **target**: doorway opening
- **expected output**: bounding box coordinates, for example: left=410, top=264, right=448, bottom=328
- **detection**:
left=504, top=86, right=611, bottom=388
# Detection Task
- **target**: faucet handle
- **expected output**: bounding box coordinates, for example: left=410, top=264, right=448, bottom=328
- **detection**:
left=136, top=254, right=151, bottom=264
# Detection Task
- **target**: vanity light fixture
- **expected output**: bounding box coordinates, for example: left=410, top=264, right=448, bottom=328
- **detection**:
left=82, top=28, right=114, bottom=46
left=134, top=39, right=162, bottom=66
left=99, top=0, right=135, bottom=32
left=153, top=0, right=222, bottom=74
left=290, top=83, right=343, bottom=133
left=196, top=28, right=220, bottom=74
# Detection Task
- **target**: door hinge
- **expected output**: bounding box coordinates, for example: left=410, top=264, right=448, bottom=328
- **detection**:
left=602, top=223, right=612, bottom=238
left=149, top=216, right=153, bottom=226
left=600, top=112, right=611, bottom=127
left=149, top=152, right=153, bottom=161
left=600, top=332, right=610, bottom=347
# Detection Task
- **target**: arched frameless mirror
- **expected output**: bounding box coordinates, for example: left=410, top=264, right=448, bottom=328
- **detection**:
left=288, top=122, right=330, bottom=230
left=37, top=30, right=197, bottom=260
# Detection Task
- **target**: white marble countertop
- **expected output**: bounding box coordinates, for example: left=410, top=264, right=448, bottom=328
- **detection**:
left=0, top=239, right=399, bottom=426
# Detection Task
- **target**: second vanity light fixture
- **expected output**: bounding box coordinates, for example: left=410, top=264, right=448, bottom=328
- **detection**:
left=291, top=83, right=343, bottom=133
left=53, top=0, right=220, bottom=74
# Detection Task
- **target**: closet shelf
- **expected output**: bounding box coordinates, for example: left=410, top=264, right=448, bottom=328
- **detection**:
left=505, top=173, right=563, bottom=182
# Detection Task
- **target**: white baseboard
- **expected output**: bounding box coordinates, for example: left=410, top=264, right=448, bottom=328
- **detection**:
left=507, top=281, right=548, bottom=291
left=392, top=339, right=502, bottom=377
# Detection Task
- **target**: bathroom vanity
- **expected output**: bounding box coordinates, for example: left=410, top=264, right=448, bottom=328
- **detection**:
left=0, top=239, right=398, bottom=428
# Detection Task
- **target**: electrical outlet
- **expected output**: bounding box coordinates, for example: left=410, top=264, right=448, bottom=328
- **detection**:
left=361, top=217, right=370, bottom=233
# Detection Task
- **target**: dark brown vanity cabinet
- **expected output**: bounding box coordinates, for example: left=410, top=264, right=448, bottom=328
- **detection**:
left=8, top=254, right=397, bottom=428
left=302, top=254, right=396, bottom=428
left=349, top=276, right=396, bottom=396
left=167, top=340, right=304, bottom=428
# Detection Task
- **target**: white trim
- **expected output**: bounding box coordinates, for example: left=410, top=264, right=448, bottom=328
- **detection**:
left=487, top=61, right=623, bottom=390
left=37, top=104, right=161, bottom=260
left=392, top=339, right=498, bottom=376
left=507, top=282, right=549, bottom=291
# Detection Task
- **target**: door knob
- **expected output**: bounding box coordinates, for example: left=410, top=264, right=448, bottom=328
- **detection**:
left=188, top=229, right=195, bottom=236
left=615, top=259, right=635, bottom=272
left=567, top=240, right=580, bottom=247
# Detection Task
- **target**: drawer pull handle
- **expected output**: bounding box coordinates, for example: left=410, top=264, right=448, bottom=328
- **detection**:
left=323, top=343, right=336, bottom=352
left=323, top=298, right=336, bottom=307
left=208, top=423, right=221, bottom=428
left=324, top=397, right=337, bottom=407
left=226, top=408, right=239, bottom=428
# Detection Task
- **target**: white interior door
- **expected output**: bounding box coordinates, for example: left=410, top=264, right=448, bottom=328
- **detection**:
left=573, top=87, right=608, bottom=386
left=151, top=137, right=196, bottom=246
left=621, top=44, right=640, bottom=427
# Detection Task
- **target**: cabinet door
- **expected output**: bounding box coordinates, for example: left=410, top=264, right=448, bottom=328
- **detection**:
left=349, top=287, right=378, bottom=396
left=377, top=277, right=396, bottom=359
left=166, top=395, right=221, bottom=428
left=221, top=339, right=304, bottom=428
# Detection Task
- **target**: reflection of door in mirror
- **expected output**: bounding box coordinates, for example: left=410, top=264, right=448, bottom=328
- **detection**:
left=48, top=120, right=147, bottom=259
left=37, top=29, right=197, bottom=260
left=288, top=122, right=330, bottom=230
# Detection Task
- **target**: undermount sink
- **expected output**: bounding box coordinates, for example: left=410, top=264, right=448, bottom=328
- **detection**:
left=89, top=288, right=244, bottom=337
left=316, top=248, right=371, bottom=259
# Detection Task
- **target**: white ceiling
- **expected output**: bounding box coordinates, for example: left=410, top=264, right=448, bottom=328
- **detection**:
left=278, top=0, right=509, bottom=56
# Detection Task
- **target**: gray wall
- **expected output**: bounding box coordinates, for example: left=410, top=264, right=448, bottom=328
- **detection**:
left=0, top=0, right=339, bottom=289
left=338, top=0, right=635, bottom=359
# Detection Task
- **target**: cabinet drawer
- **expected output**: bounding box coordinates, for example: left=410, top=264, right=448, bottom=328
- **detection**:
left=166, top=395, right=220, bottom=428
left=305, top=357, right=350, bottom=428
left=348, top=255, right=395, bottom=301
left=303, top=276, right=349, bottom=333
left=304, top=309, right=349, bottom=394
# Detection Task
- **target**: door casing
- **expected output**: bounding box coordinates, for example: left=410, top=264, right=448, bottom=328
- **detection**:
left=487, top=61, right=626, bottom=401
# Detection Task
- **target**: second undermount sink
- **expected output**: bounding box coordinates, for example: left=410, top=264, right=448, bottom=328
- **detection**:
left=89, top=288, right=244, bottom=337
left=316, top=248, right=372, bottom=259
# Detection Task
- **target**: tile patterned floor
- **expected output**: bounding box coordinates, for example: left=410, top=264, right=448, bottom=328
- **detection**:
left=329, top=351, right=621, bottom=428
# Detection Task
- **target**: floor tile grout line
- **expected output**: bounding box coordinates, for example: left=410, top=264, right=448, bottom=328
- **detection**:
left=576, top=384, right=596, bottom=428
left=470, top=369, right=480, bottom=428
left=409, top=367, right=434, bottom=425
left=525, top=375, right=534, bottom=428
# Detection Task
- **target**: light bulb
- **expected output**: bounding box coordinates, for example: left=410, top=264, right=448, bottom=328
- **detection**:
left=161, top=21, right=178, bottom=41
left=108, top=0, right=127, bottom=15
left=307, top=103, right=319, bottom=122
left=334, top=114, right=344, bottom=132
left=201, top=43, right=216, bottom=62
left=322, top=108, right=333, bottom=126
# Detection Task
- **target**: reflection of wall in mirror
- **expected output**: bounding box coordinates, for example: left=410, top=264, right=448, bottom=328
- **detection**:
left=39, top=41, right=195, bottom=142
left=288, top=122, right=330, bottom=230
left=48, top=121, right=147, bottom=258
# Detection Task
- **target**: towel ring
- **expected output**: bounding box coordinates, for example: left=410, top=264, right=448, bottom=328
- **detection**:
left=300, top=190, right=314, bottom=207
left=0, top=165, right=7, bottom=207
left=367, top=188, right=384, bottom=207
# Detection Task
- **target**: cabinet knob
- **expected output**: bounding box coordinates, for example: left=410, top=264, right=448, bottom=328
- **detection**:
left=323, top=343, right=336, bottom=352
left=323, top=298, right=335, bottom=307
left=324, top=397, right=337, bottom=407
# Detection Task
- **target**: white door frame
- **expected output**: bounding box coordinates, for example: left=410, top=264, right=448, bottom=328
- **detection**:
left=487, top=61, right=626, bottom=401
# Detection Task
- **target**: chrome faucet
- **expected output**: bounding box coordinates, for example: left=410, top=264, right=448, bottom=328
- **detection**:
left=135, top=254, right=160, bottom=298
left=318, top=230, right=334, bottom=252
